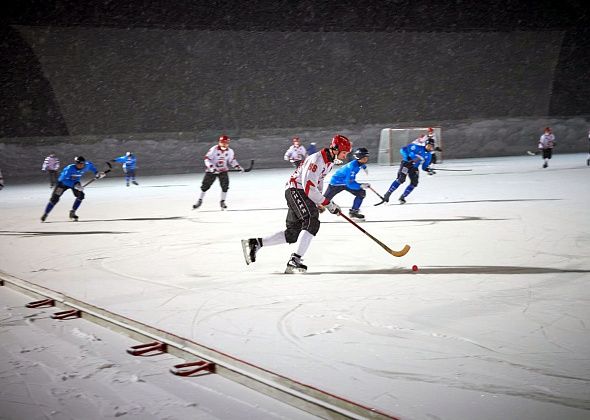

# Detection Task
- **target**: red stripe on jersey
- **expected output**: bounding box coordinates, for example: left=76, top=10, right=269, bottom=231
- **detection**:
left=305, top=179, right=316, bottom=196
left=320, top=148, right=330, bottom=164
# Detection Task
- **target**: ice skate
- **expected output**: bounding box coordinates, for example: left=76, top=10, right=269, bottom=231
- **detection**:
left=192, top=199, right=202, bottom=209
left=69, top=210, right=79, bottom=221
left=285, top=253, right=307, bottom=274
left=132, top=180, right=139, bottom=185
left=241, top=238, right=261, bottom=265
left=399, top=195, right=406, bottom=204
left=126, top=182, right=130, bottom=187
left=220, top=200, right=227, bottom=210
left=586, top=157, right=589, bottom=166
left=41, top=213, right=48, bottom=222
left=349, top=209, right=365, bottom=220
left=543, top=162, right=548, bottom=168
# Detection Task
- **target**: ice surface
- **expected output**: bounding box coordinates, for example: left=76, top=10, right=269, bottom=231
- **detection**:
left=1, top=154, right=589, bottom=419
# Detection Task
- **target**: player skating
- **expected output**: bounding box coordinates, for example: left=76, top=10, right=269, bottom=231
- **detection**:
left=538, top=127, right=556, bottom=168
left=241, top=135, right=352, bottom=274
left=193, top=135, right=244, bottom=210
left=0, top=168, right=4, bottom=190
left=112, top=152, right=138, bottom=186
left=41, top=152, right=60, bottom=188
left=324, top=147, right=370, bottom=220
left=40, top=156, right=106, bottom=222
left=283, top=136, right=307, bottom=168
left=378, top=137, right=435, bottom=205
left=586, top=129, right=589, bottom=166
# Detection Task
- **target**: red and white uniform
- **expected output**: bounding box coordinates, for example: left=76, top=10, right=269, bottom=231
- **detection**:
left=538, top=133, right=555, bottom=150
left=204, top=145, right=240, bottom=173
left=284, top=144, right=307, bottom=162
left=412, top=134, right=427, bottom=146
left=42, top=155, right=60, bottom=171
left=286, top=149, right=334, bottom=206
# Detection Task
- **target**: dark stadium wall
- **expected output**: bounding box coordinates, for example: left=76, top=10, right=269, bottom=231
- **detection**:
left=0, top=2, right=589, bottom=180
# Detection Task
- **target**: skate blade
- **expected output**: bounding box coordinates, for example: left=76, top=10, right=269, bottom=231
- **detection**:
left=284, top=267, right=306, bottom=274
left=241, top=240, right=251, bottom=265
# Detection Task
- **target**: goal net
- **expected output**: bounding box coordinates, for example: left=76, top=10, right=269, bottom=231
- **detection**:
left=377, top=127, right=443, bottom=165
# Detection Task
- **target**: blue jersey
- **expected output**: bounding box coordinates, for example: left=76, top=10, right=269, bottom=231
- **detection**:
left=328, top=159, right=366, bottom=190
left=114, top=154, right=137, bottom=170
left=400, top=143, right=432, bottom=171
left=58, top=162, right=98, bottom=188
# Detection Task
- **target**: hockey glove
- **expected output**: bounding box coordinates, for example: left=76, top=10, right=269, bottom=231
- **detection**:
left=73, top=183, right=84, bottom=192
left=326, top=201, right=341, bottom=215
left=360, top=183, right=371, bottom=190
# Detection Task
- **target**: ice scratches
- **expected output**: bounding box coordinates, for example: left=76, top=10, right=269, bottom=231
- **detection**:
left=324, top=215, right=507, bottom=225
left=0, top=230, right=129, bottom=237
left=474, top=355, right=590, bottom=382
left=303, top=324, right=342, bottom=337
left=359, top=365, right=590, bottom=410
left=71, top=328, right=101, bottom=342
left=308, top=265, right=590, bottom=276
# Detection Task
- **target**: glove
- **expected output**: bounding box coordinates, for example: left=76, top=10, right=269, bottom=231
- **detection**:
left=95, top=171, right=106, bottom=179
left=73, top=183, right=84, bottom=192
left=317, top=205, right=326, bottom=213
left=326, top=201, right=341, bottom=215
left=237, top=166, right=245, bottom=172
left=360, top=183, right=370, bottom=190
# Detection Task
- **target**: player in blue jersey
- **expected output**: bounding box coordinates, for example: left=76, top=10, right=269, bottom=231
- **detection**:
left=40, top=156, right=105, bottom=222
left=380, top=138, right=436, bottom=205
left=112, top=152, right=138, bottom=186
left=323, top=147, right=370, bottom=220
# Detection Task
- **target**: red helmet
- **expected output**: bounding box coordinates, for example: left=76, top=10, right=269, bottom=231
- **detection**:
left=544, top=127, right=551, bottom=133
left=292, top=136, right=300, bottom=144
left=330, top=135, right=352, bottom=153
left=427, top=127, right=434, bottom=133
left=218, top=135, right=230, bottom=149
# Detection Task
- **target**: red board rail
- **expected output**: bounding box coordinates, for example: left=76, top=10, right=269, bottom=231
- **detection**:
left=127, top=341, right=167, bottom=356
left=170, top=360, right=215, bottom=376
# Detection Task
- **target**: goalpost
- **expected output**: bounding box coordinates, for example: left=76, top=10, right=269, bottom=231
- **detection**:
left=377, top=127, right=443, bottom=165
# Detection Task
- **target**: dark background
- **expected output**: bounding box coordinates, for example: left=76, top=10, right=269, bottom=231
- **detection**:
left=1, top=1, right=589, bottom=178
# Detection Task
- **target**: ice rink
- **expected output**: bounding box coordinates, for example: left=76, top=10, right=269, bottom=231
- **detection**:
left=1, top=153, right=589, bottom=420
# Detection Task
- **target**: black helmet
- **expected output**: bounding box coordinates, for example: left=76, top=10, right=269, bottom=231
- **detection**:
left=74, top=156, right=86, bottom=164
left=352, top=147, right=369, bottom=160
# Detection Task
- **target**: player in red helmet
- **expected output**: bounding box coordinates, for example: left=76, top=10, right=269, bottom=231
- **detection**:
left=193, top=135, right=244, bottom=210
left=242, top=134, right=352, bottom=273
left=538, top=127, right=556, bottom=168
left=284, top=136, right=307, bottom=168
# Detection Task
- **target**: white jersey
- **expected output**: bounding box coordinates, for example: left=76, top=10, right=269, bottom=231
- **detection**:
left=412, top=135, right=427, bottom=146
left=286, top=148, right=334, bottom=205
left=538, top=133, right=555, bottom=149
left=204, top=145, right=240, bottom=173
left=42, top=155, right=60, bottom=171
left=284, top=145, right=307, bottom=162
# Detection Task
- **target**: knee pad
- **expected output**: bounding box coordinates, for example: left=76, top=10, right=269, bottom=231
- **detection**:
left=306, top=217, right=321, bottom=236
left=285, top=228, right=299, bottom=244
left=411, top=178, right=419, bottom=187
left=49, top=194, right=61, bottom=205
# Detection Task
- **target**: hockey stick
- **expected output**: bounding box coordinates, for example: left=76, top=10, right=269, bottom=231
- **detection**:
left=430, top=167, right=472, bottom=172
left=368, top=186, right=386, bottom=201
left=526, top=150, right=540, bottom=156
left=82, top=161, right=112, bottom=187
left=338, top=211, right=411, bottom=257
left=229, top=159, right=255, bottom=173
left=369, top=186, right=388, bottom=206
